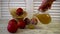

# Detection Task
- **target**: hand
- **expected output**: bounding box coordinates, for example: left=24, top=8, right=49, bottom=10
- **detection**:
left=38, top=0, right=56, bottom=12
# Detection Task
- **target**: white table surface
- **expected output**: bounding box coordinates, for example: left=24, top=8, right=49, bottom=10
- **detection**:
left=0, top=19, right=60, bottom=34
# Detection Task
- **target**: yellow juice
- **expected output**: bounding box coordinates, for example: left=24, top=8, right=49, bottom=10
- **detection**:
left=35, top=14, right=51, bottom=24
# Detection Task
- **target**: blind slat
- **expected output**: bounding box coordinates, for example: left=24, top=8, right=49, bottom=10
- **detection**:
left=34, top=5, right=60, bottom=7
left=34, top=7, right=60, bottom=10
left=0, top=2, right=26, bottom=4
left=33, top=2, right=60, bottom=4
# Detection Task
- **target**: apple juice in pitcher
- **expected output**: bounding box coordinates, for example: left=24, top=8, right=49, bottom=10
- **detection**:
left=34, top=12, right=51, bottom=24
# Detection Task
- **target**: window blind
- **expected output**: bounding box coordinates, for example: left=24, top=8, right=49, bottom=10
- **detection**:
left=0, top=0, right=60, bottom=23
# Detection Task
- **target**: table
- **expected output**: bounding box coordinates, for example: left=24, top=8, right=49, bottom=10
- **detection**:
left=0, top=19, right=60, bottom=34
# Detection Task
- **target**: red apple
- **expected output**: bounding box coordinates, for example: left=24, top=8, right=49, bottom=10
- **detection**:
left=16, top=8, right=23, bottom=16
left=7, top=19, right=18, bottom=33
left=17, top=20, right=26, bottom=29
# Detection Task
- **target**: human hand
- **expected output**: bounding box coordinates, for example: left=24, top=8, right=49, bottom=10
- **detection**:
left=38, top=0, right=56, bottom=12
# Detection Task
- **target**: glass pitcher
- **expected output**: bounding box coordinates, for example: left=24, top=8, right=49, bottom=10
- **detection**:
left=33, top=10, right=51, bottom=24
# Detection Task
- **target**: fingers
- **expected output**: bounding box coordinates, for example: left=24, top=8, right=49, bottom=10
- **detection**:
left=38, top=0, right=55, bottom=12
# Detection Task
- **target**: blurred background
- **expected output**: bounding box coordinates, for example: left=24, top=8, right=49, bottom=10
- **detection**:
left=0, top=0, right=60, bottom=34
left=0, top=0, right=60, bottom=21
